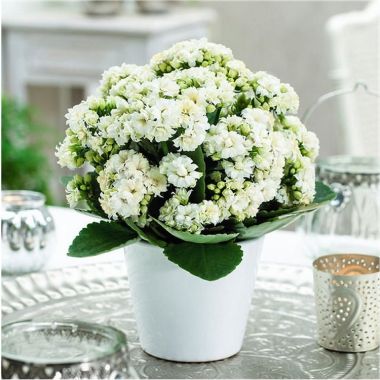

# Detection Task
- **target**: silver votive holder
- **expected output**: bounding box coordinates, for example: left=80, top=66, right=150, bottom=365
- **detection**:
left=313, top=253, right=380, bottom=352
left=2, top=191, right=55, bottom=274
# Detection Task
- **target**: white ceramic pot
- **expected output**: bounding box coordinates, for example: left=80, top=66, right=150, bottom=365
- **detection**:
left=124, top=238, right=264, bottom=362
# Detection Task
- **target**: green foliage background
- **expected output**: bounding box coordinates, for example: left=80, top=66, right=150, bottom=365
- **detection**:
left=2, top=96, right=55, bottom=204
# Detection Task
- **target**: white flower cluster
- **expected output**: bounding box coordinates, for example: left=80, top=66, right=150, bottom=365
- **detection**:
left=159, top=189, right=221, bottom=233
left=159, top=153, right=202, bottom=188
left=56, top=38, right=319, bottom=233
left=150, top=38, right=233, bottom=73
left=97, top=150, right=167, bottom=225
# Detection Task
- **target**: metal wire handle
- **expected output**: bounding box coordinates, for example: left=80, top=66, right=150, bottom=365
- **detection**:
left=302, top=81, right=380, bottom=124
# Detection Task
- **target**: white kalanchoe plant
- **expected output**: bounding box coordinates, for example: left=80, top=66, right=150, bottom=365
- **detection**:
left=57, top=39, right=334, bottom=280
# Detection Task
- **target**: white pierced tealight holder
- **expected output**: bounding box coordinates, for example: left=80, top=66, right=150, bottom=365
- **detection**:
left=313, top=254, right=380, bottom=352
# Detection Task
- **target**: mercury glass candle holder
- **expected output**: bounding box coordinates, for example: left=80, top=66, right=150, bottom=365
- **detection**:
left=2, top=190, right=55, bottom=275
left=313, top=254, right=380, bottom=352
left=1, top=320, right=138, bottom=379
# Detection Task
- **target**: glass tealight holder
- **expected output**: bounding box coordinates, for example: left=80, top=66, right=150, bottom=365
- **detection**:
left=2, top=190, right=55, bottom=275
left=1, top=320, right=138, bottom=379
left=313, top=253, right=380, bottom=353
left=298, top=156, right=380, bottom=260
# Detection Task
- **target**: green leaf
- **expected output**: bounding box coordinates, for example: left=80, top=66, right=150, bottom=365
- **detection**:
left=236, top=182, right=336, bottom=240
left=256, top=181, right=336, bottom=222
left=74, top=208, right=105, bottom=219
left=236, top=214, right=301, bottom=241
left=153, top=218, right=238, bottom=244
left=163, top=242, right=243, bottom=281
left=68, top=221, right=138, bottom=257
left=138, top=139, right=161, bottom=163
left=124, top=218, right=167, bottom=248
left=206, top=107, right=221, bottom=125
left=273, top=181, right=336, bottom=219
left=233, top=93, right=251, bottom=115
left=160, top=141, right=169, bottom=155
left=313, top=181, right=337, bottom=204
left=183, top=146, right=206, bottom=203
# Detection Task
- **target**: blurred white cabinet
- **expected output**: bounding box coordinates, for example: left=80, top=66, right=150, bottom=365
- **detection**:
left=2, top=7, right=215, bottom=102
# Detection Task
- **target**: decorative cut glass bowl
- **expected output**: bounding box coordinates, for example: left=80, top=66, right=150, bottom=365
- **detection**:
left=1, top=320, right=137, bottom=379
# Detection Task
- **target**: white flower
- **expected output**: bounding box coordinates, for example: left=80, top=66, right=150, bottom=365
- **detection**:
left=159, top=77, right=180, bottom=97
left=180, top=87, right=208, bottom=109
left=55, top=138, right=78, bottom=169
left=98, top=150, right=165, bottom=219
left=272, top=131, right=292, bottom=157
left=260, top=178, right=281, bottom=202
left=269, top=83, right=299, bottom=114
left=204, top=120, right=252, bottom=160
left=144, top=99, right=182, bottom=142
left=99, top=114, right=130, bottom=146
left=173, top=121, right=208, bottom=152
left=229, top=190, right=251, bottom=220
left=66, top=187, right=81, bottom=208
left=276, top=187, right=291, bottom=205
left=252, top=145, right=274, bottom=171
left=245, top=183, right=265, bottom=216
left=147, top=167, right=168, bottom=195
left=199, top=200, right=221, bottom=225
left=128, top=110, right=151, bottom=141
left=294, top=157, right=316, bottom=204
left=301, top=131, right=319, bottom=160
left=159, top=197, right=221, bottom=233
left=253, top=71, right=281, bottom=98
left=159, top=153, right=202, bottom=188
left=99, top=63, right=140, bottom=94
left=242, top=108, right=274, bottom=128
left=150, top=38, right=233, bottom=72
left=222, top=156, right=254, bottom=181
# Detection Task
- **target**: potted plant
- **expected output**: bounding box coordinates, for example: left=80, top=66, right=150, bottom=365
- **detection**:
left=56, top=39, right=335, bottom=362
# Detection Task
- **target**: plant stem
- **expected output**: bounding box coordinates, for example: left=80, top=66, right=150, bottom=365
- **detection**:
left=160, top=141, right=169, bottom=155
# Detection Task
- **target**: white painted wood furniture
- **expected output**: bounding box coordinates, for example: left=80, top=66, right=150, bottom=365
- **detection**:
left=2, top=6, right=215, bottom=103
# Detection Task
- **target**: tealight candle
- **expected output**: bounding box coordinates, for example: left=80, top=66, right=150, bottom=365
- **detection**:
left=313, top=253, right=379, bottom=353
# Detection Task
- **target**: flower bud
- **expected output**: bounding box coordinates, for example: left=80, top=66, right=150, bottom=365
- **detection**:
left=228, top=69, right=238, bottom=78
left=84, top=174, right=92, bottom=183
left=219, top=108, right=228, bottom=118
left=217, top=181, right=225, bottom=189
left=204, top=51, right=212, bottom=61
left=206, top=104, right=216, bottom=113
left=174, top=61, right=182, bottom=69
left=240, top=124, right=251, bottom=136
left=76, top=157, right=85, bottom=167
